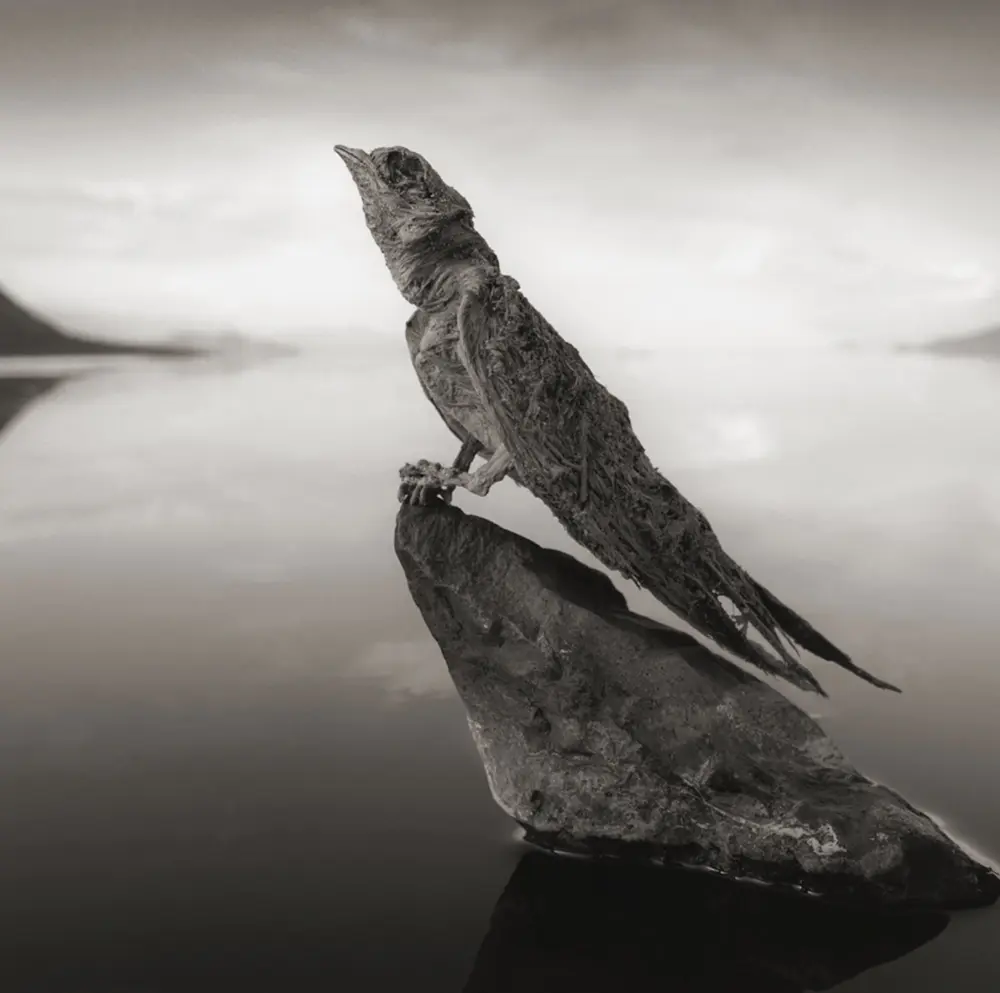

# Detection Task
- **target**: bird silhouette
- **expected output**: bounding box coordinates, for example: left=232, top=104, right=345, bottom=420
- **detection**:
left=334, top=143, right=899, bottom=697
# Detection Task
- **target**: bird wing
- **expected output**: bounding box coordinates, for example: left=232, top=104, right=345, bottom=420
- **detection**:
left=456, top=274, right=899, bottom=696
left=406, top=307, right=524, bottom=484
left=405, top=308, right=476, bottom=450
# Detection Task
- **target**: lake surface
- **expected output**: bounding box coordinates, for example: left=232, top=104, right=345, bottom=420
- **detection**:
left=0, top=342, right=998, bottom=990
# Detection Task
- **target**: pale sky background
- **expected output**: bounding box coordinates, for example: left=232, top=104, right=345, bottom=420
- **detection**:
left=2, top=0, right=1000, bottom=348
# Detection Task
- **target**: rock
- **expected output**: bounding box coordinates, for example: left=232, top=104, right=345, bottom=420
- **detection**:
left=394, top=503, right=1000, bottom=910
left=462, top=851, right=949, bottom=992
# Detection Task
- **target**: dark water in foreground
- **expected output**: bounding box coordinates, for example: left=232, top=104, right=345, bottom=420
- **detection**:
left=0, top=345, right=998, bottom=990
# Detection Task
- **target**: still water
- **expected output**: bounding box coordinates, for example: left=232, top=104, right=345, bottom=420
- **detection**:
left=0, top=341, right=997, bottom=990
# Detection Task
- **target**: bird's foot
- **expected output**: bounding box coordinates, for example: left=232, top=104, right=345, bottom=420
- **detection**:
left=398, top=460, right=465, bottom=506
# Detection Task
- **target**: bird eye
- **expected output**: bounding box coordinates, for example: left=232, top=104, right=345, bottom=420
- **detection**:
left=385, top=150, right=403, bottom=175
left=384, top=149, right=422, bottom=185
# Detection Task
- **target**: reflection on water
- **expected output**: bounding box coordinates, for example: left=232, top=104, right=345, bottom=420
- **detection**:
left=464, top=853, right=949, bottom=992
left=0, top=345, right=997, bottom=989
left=0, top=376, right=67, bottom=437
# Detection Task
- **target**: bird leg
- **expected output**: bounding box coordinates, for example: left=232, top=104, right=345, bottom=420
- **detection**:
left=452, top=436, right=483, bottom=473
left=458, top=445, right=513, bottom=497
left=397, top=443, right=511, bottom=506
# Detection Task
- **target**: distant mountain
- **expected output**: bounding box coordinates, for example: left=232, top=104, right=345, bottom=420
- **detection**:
left=164, top=329, right=298, bottom=358
left=902, top=326, right=1000, bottom=360
left=0, top=284, right=199, bottom=358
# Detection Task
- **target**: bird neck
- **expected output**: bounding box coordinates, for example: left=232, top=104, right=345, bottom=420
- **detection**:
left=389, top=220, right=499, bottom=313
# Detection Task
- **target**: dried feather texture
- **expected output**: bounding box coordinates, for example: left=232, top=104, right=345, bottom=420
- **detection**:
left=459, top=276, right=899, bottom=696
left=334, top=144, right=898, bottom=696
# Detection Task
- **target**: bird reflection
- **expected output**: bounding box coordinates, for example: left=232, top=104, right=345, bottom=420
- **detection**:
left=0, top=376, right=67, bottom=444
left=463, top=852, right=948, bottom=993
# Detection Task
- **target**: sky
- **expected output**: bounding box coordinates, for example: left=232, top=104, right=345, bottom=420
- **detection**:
left=2, top=0, right=1000, bottom=348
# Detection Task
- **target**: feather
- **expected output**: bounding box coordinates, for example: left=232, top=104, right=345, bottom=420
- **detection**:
left=405, top=308, right=473, bottom=450
left=333, top=143, right=898, bottom=697
left=457, top=274, right=900, bottom=696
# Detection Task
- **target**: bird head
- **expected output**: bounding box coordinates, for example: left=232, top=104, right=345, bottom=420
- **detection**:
left=334, top=144, right=475, bottom=260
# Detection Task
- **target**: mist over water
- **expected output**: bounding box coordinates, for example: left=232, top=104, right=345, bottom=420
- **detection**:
left=0, top=343, right=998, bottom=989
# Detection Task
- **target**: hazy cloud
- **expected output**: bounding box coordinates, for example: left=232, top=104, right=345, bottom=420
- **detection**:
left=2, top=0, right=1000, bottom=343
left=352, top=639, right=456, bottom=704
left=220, top=59, right=315, bottom=87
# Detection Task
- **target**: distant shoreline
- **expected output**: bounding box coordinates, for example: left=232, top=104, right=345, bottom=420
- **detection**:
left=899, top=327, right=1000, bottom=361
left=0, top=336, right=202, bottom=359
left=0, top=284, right=205, bottom=361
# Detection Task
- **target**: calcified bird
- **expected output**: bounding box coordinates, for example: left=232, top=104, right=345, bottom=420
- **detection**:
left=334, top=143, right=900, bottom=697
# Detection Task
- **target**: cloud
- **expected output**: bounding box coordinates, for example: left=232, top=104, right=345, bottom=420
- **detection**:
left=0, top=179, right=225, bottom=224
left=0, top=168, right=350, bottom=262
left=2, top=0, right=999, bottom=344
left=220, top=59, right=313, bottom=87
left=351, top=639, right=455, bottom=704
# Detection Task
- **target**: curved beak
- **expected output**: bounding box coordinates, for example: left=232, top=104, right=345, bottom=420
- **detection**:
left=334, top=144, right=374, bottom=176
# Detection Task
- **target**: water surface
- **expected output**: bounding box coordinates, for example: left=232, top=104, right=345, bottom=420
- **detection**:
left=0, top=344, right=997, bottom=990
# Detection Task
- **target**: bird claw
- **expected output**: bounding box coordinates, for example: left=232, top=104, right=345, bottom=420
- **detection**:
left=397, top=480, right=453, bottom=506
left=398, top=460, right=463, bottom=506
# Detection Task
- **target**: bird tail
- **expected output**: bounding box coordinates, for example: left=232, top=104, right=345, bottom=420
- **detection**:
left=747, top=576, right=902, bottom=694
left=656, top=543, right=902, bottom=697
left=683, top=593, right=831, bottom=696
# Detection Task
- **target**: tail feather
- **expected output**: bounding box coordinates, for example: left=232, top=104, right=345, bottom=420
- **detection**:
left=451, top=273, right=896, bottom=698
left=705, top=559, right=812, bottom=673
left=686, top=595, right=829, bottom=697
left=749, top=576, right=902, bottom=694
left=651, top=551, right=901, bottom=697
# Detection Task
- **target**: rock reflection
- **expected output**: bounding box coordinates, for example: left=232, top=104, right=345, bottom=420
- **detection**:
left=463, top=851, right=948, bottom=993
left=0, top=376, right=67, bottom=443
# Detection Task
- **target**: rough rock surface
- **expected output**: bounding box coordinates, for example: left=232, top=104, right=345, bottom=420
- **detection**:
left=463, top=852, right=949, bottom=992
left=395, top=503, right=1000, bottom=909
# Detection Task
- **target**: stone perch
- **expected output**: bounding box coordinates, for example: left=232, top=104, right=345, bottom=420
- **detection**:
left=395, top=503, right=1000, bottom=910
